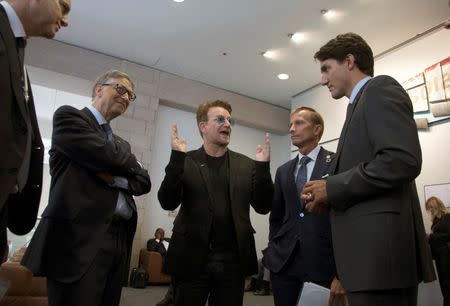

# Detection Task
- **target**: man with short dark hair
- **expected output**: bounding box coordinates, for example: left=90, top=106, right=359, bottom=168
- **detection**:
left=302, top=32, right=436, bottom=306
left=263, top=107, right=345, bottom=306
left=0, top=0, right=71, bottom=263
left=158, top=100, right=273, bottom=306
left=22, top=70, right=151, bottom=306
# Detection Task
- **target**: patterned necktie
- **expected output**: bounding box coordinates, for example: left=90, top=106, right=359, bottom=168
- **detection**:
left=101, top=123, right=113, bottom=141
left=296, top=156, right=311, bottom=207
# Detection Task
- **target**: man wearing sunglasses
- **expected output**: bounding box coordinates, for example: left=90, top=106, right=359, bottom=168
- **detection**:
left=158, top=100, right=273, bottom=306
left=22, top=70, right=151, bottom=306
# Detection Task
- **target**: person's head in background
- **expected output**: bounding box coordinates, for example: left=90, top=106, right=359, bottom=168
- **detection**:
left=155, top=228, right=165, bottom=240
left=425, top=196, right=449, bottom=222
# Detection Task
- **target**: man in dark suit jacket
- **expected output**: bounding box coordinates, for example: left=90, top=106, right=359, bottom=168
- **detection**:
left=302, top=33, right=436, bottom=306
left=158, top=100, right=273, bottom=306
left=263, top=107, right=345, bottom=306
left=147, top=227, right=169, bottom=256
left=0, top=0, right=71, bottom=261
left=22, top=70, right=151, bottom=306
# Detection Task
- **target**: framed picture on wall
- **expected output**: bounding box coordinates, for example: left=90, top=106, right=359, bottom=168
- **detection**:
left=407, top=84, right=429, bottom=113
left=441, top=57, right=450, bottom=100
left=425, top=63, right=446, bottom=102
left=403, top=73, right=424, bottom=90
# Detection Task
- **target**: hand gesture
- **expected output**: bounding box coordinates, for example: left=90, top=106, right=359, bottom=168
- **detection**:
left=172, top=124, right=186, bottom=152
left=329, top=277, right=347, bottom=306
left=255, top=133, right=270, bottom=161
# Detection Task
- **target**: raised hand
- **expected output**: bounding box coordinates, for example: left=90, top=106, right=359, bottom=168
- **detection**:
left=172, top=124, right=187, bottom=152
left=255, top=133, right=270, bottom=161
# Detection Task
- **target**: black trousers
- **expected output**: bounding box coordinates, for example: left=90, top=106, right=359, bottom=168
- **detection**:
left=347, top=286, right=418, bottom=306
left=173, top=251, right=245, bottom=306
left=271, top=244, right=331, bottom=306
left=47, top=216, right=129, bottom=306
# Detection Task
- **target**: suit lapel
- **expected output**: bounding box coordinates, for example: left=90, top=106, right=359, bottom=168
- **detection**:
left=331, top=81, right=369, bottom=174
left=81, top=107, right=109, bottom=140
left=310, top=148, right=327, bottom=180
left=192, top=147, right=216, bottom=210
left=286, top=156, right=300, bottom=216
left=0, top=7, right=29, bottom=127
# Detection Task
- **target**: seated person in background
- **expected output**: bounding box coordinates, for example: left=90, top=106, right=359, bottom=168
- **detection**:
left=147, top=228, right=173, bottom=306
left=147, top=228, right=170, bottom=256
left=425, top=196, right=450, bottom=306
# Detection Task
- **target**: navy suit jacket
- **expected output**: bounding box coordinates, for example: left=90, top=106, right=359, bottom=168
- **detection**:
left=263, top=147, right=336, bottom=283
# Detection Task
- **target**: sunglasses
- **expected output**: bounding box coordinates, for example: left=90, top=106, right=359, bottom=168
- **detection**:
left=212, top=115, right=235, bottom=126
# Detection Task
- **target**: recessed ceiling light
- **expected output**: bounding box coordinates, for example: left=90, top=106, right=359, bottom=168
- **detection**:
left=261, top=50, right=277, bottom=60
left=278, top=73, right=289, bottom=80
left=321, top=9, right=337, bottom=19
left=173, top=0, right=184, bottom=2
left=289, top=32, right=306, bottom=44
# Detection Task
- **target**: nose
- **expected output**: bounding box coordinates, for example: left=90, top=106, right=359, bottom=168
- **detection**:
left=61, top=15, right=69, bottom=27
left=320, top=75, right=328, bottom=86
left=289, top=124, right=294, bottom=133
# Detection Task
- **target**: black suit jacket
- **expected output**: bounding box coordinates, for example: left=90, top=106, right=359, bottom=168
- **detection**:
left=0, top=6, right=43, bottom=236
left=158, top=148, right=273, bottom=279
left=147, top=238, right=169, bottom=256
left=263, top=147, right=336, bottom=282
left=327, top=75, right=435, bottom=291
left=22, top=106, right=151, bottom=283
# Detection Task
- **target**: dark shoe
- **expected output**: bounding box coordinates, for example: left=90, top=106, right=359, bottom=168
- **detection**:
left=253, top=280, right=270, bottom=296
left=244, top=277, right=257, bottom=292
left=156, top=297, right=173, bottom=306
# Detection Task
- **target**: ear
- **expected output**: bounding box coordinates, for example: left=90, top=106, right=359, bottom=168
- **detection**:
left=94, top=84, right=103, bottom=97
left=313, top=124, right=323, bottom=137
left=198, top=121, right=206, bottom=135
left=346, top=54, right=356, bottom=70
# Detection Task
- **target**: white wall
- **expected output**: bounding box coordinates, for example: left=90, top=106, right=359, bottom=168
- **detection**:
left=146, top=105, right=291, bottom=255
left=292, top=28, right=450, bottom=231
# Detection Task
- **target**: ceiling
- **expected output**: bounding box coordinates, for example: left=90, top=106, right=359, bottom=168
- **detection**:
left=55, top=0, right=449, bottom=109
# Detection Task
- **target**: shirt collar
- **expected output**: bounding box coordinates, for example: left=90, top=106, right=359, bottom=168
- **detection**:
left=0, top=1, right=26, bottom=38
left=86, top=105, right=108, bottom=126
left=349, top=76, right=371, bottom=104
left=297, top=145, right=320, bottom=164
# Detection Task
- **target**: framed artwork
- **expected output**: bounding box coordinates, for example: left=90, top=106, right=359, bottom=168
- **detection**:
left=407, top=84, right=429, bottom=113
left=403, top=73, right=424, bottom=90
left=425, top=63, right=446, bottom=102
left=441, top=57, right=450, bottom=99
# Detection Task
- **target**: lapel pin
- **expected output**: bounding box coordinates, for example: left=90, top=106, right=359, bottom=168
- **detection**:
left=326, top=155, right=332, bottom=163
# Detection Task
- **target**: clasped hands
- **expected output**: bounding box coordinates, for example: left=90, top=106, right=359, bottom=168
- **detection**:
left=301, top=179, right=330, bottom=213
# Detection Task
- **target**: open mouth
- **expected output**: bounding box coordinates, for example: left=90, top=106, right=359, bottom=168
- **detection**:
left=220, top=130, right=230, bottom=136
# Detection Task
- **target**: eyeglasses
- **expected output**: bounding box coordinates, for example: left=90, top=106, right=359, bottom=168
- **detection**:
left=101, top=83, right=136, bottom=102
left=212, top=115, right=235, bottom=126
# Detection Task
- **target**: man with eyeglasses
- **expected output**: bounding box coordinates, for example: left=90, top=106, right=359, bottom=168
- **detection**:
left=158, top=100, right=273, bottom=306
left=0, top=0, right=71, bottom=265
left=22, top=70, right=151, bottom=306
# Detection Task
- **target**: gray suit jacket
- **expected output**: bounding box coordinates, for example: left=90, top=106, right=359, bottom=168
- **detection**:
left=327, top=75, right=436, bottom=291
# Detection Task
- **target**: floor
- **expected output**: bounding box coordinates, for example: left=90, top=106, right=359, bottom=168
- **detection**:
left=120, top=285, right=274, bottom=306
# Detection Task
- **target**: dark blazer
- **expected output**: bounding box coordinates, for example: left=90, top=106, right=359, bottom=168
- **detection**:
left=147, top=238, right=170, bottom=256
left=0, top=6, right=43, bottom=236
left=327, top=75, right=436, bottom=291
left=158, top=148, right=273, bottom=279
left=22, top=106, right=151, bottom=283
left=263, top=147, right=336, bottom=282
